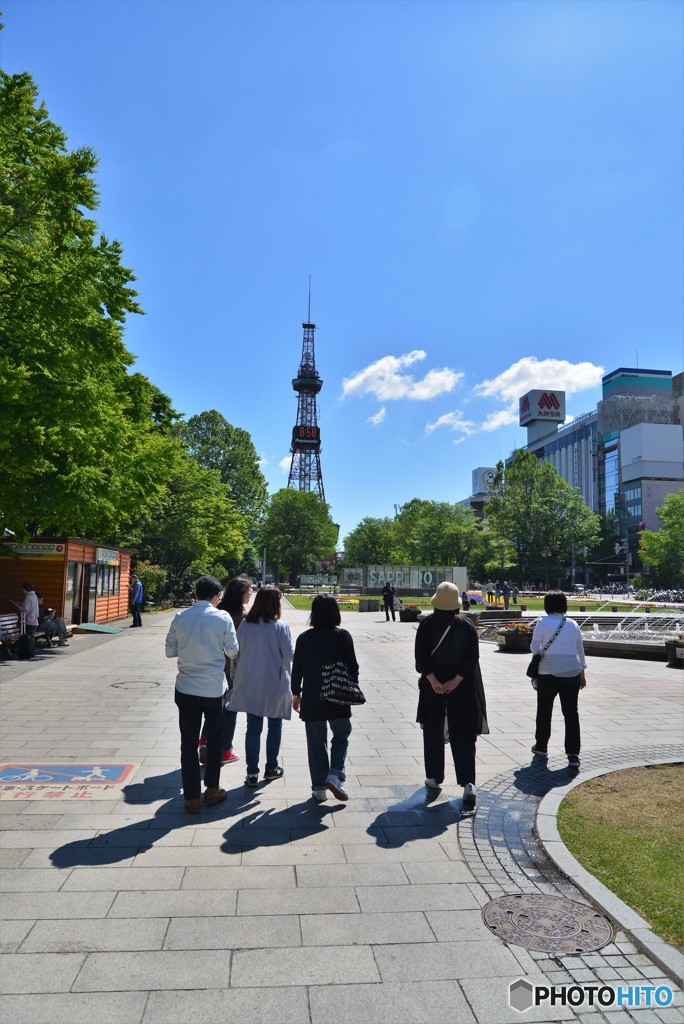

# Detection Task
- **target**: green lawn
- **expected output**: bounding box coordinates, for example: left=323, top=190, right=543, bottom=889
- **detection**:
left=557, top=765, right=684, bottom=949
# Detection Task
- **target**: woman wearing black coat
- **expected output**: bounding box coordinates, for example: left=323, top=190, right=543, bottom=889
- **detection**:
left=415, top=582, right=488, bottom=811
left=291, top=595, right=360, bottom=803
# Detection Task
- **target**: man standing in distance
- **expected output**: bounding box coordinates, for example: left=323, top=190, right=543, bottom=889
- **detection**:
left=165, top=576, right=239, bottom=812
left=129, top=573, right=144, bottom=627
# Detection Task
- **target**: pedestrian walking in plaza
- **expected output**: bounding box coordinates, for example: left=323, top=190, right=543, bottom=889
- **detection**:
left=229, top=587, right=295, bottom=787
left=502, top=580, right=511, bottom=610
left=291, top=594, right=360, bottom=803
left=382, top=581, right=396, bottom=621
left=512, top=584, right=519, bottom=605
left=415, top=582, right=489, bottom=812
left=197, top=576, right=253, bottom=768
left=165, top=576, right=239, bottom=813
left=530, top=590, right=587, bottom=769
left=129, top=573, right=144, bottom=627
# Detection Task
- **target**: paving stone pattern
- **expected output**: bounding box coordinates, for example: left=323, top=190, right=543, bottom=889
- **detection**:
left=0, top=605, right=682, bottom=1023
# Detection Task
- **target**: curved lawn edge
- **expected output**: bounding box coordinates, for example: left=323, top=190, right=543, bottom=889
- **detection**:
left=536, top=756, right=684, bottom=987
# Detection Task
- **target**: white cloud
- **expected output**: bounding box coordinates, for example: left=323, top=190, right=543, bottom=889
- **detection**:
left=368, top=407, right=386, bottom=426
left=476, top=356, right=605, bottom=433
left=425, top=410, right=476, bottom=437
left=476, top=356, right=605, bottom=402
left=278, top=455, right=291, bottom=474
left=258, top=454, right=269, bottom=467
left=342, top=350, right=463, bottom=402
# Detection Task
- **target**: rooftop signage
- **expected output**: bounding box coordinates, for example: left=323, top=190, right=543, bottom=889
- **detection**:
left=519, top=389, right=566, bottom=426
left=3, top=542, right=65, bottom=557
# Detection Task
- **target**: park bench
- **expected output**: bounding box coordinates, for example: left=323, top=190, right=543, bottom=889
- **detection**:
left=0, top=612, right=71, bottom=659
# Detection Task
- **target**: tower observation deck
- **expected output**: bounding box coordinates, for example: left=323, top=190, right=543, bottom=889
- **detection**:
left=286, top=319, right=326, bottom=502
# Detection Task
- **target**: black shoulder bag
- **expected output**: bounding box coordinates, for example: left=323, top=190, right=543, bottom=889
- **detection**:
left=526, top=617, right=566, bottom=689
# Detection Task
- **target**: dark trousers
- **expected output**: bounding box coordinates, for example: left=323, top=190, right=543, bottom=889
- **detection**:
left=384, top=599, right=395, bottom=621
left=131, top=603, right=143, bottom=627
left=535, top=675, right=581, bottom=756
left=200, top=708, right=237, bottom=750
left=175, top=689, right=223, bottom=798
left=421, top=688, right=477, bottom=787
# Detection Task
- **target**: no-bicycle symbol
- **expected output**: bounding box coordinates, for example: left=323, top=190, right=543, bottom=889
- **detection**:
left=0, top=763, right=135, bottom=800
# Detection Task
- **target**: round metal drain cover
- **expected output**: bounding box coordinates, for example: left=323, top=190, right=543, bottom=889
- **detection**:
left=482, top=894, right=612, bottom=954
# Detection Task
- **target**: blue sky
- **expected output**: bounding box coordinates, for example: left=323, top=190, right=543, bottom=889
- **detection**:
left=3, top=0, right=683, bottom=544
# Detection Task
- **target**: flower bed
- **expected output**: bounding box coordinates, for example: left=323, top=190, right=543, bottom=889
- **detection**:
left=399, top=603, right=421, bottom=622
left=497, top=621, right=533, bottom=652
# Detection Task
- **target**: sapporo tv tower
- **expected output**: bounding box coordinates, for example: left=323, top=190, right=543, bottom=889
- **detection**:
left=286, top=284, right=326, bottom=502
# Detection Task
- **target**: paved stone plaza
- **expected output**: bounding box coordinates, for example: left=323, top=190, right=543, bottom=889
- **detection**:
left=0, top=604, right=682, bottom=1023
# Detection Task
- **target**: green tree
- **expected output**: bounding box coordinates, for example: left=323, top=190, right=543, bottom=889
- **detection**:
left=639, top=491, right=684, bottom=586
left=486, top=451, right=600, bottom=582
left=174, top=410, right=267, bottom=524
left=258, top=490, right=338, bottom=583
left=134, top=454, right=248, bottom=581
left=342, top=517, right=398, bottom=565
left=394, top=499, right=483, bottom=567
left=0, top=71, right=172, bottom=539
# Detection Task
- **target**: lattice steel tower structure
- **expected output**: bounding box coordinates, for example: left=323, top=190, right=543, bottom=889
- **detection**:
left=286, top=301, right=326, bottom=503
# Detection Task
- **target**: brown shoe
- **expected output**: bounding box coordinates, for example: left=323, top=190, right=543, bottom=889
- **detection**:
left=184, top=798, right=201, bottom=814
left=204, top=787, right=227, bottom=806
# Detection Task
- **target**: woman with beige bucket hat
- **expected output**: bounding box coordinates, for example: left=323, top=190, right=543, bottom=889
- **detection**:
left=415, top=582, right=489, bottom=812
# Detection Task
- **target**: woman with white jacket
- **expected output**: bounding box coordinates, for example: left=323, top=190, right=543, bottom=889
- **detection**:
left=229, top=587, right=295, bottom=787
left=530, top=590, right=587, bottom=769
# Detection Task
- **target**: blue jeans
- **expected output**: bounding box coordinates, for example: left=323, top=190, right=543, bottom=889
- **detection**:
left=305, top=718, right=352, bottom=789
left=245, top=715, right=282, bottom=775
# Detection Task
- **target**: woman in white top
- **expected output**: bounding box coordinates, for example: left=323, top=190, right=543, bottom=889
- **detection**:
left=530, top=590, right=587, bottom=769
left=229, top=587, right=295, bottom=787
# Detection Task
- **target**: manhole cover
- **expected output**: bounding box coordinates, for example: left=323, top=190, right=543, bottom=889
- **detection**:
left=482, top=894, right=612, bottom=953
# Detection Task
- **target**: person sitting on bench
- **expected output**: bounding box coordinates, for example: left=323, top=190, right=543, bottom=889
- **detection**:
left=36, top=594, right=70, bottom=646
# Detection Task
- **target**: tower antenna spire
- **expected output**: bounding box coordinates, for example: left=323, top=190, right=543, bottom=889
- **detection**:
left=307, top=275, right=311, bottom=322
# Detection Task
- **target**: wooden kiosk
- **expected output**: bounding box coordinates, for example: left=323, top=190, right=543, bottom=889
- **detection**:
left=0, top=538, right=132, bottom=625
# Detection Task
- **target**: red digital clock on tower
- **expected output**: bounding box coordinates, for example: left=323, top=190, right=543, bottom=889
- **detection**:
left=292, top=426, right=320, bottom=444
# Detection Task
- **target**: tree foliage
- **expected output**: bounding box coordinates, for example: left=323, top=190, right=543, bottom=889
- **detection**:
left=639, top=491, right=684, bottom=586
left=258, top=490, right=338, bottom=582
left=343, top=517, right=398, bottom=565
left=394, top=499, right=483, bottom=566
left=486, top=451, right=601, bottom=580
left=0, top=71, right=173, bottom=539
left=174, top=410, right=267, bottom=524
left=132, top=454, right=248, bottom=581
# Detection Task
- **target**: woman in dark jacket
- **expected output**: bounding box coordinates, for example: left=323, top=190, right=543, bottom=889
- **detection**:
left=291, top=595, right=360, bottom=803
left=415, top=582, right=488, bottom=811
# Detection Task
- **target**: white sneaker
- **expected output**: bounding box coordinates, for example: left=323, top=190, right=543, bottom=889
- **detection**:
left=325, top=773, right=349, bottom=801
left=463, top=783, right=477, bottom=811
left=424, top=778, right=441, bottom=791
left=312, top=788, right=328, bottom=803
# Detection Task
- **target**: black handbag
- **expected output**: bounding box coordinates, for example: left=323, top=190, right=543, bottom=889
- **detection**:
left=320, top=635, right=365, bottom=706
left=526, top=617, right=566, bottom=688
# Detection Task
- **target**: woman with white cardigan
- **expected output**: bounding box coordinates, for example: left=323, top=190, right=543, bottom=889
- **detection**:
left=530, top=590, right=587, bottom=769
left=229, top=587, right=295, bottom=787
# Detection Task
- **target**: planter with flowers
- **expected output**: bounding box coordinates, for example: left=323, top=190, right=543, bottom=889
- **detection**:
left=497, top=621, right=534, bottom=652
left=664, top=633, right=684, bottom=668
left=399, top=603, right=421, bottom=623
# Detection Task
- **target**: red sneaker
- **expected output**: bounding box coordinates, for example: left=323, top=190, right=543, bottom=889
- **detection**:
left=222, top=749, right=240, bottom=764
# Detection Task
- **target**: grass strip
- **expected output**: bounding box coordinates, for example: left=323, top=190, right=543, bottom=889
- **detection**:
left=557, top=765, right=684, bottom=949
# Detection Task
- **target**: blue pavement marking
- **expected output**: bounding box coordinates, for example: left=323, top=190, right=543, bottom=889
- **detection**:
left=0, top=764, right=133, bottom=784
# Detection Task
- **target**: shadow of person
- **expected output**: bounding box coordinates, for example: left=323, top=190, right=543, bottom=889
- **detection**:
left=49, top=771, right=241, bottom=868
left=512, top=761, right=577, bottom=798
left=366, top=786, right=461, bottom=847
left=221, top=795, right=336, bottom=853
